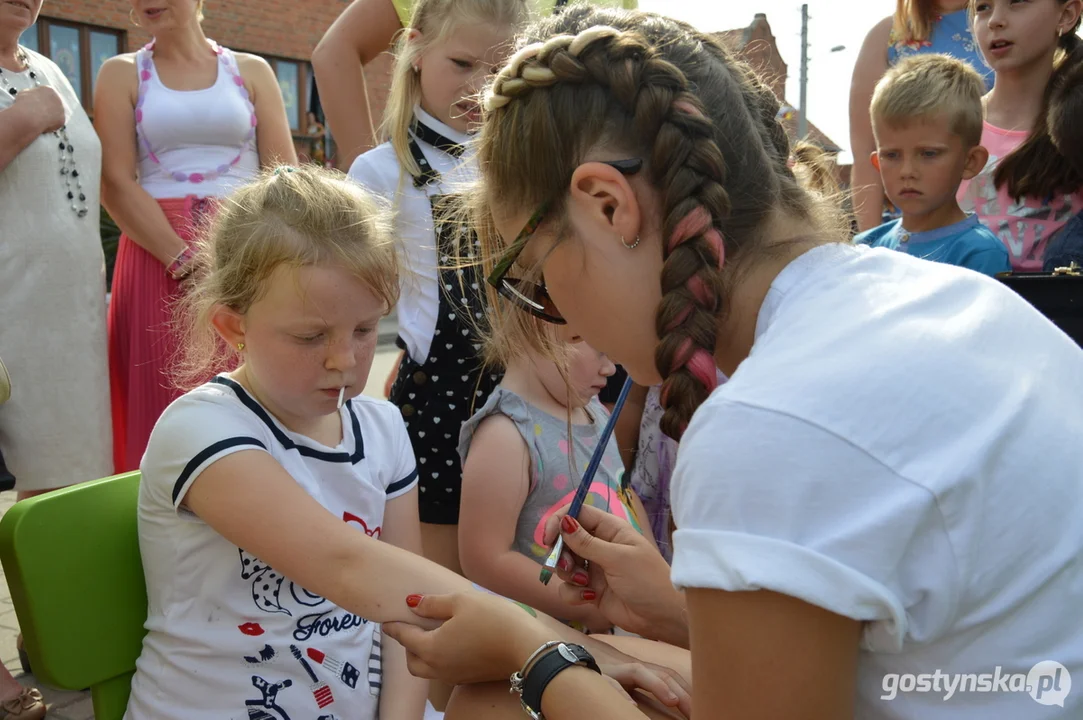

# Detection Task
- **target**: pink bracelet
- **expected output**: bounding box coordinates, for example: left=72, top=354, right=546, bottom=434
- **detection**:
left=167, top=247, right=195, bottom=280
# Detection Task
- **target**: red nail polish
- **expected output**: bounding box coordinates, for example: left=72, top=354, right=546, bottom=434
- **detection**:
left=572, top=571, right=589, bottom=586
left=582, top=590, right=597, bottom=601
left=557, top=556, right=572, bottom=572
left=406, top=594, right=423, bottom=608
left=561, top=515, right=579, bottom=533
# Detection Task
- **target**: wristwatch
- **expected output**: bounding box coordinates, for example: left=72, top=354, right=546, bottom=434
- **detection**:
left=510, top=642, right=601, bottom=719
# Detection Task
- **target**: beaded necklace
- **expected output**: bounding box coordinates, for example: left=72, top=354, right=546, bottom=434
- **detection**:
left=0, top=47, right=88, bottom=218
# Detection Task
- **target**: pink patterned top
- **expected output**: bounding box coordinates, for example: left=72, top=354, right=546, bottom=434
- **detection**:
left=958, top=121, right=1083, bottom=272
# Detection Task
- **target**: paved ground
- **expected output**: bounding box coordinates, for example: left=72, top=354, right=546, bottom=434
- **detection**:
left=0, top=344, right=405, bottom=719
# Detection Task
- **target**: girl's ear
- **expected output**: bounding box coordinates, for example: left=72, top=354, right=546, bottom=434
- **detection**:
left=407, top=29, right=423, bottom=70
left=567, top=162, right=643, bottom=251
left=1059, top=1, right=1083, bottom=37
left=211, top=305, right=246, bottom=350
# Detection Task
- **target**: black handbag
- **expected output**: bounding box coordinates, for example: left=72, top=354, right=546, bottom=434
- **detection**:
left=997, top=264, right=1083, bottom=347
left=0, top=356, right=12, bottom=491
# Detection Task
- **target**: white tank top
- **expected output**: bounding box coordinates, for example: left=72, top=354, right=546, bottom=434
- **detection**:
left=134, top=41, right=260, bottom=199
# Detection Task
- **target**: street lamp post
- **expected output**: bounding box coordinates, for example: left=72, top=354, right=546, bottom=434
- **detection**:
left=798, top=3, right=845, bottom=140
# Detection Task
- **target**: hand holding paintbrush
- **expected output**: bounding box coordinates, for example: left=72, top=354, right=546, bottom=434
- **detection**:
left=539, top=376, right=635, bottom=585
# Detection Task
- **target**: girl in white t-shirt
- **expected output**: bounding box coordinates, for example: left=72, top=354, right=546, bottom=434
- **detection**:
left=379, top=8, right=1083, bottom=720
left=125, top=166, right=449, bottom=720
left=348, top=0, right=528, bottom=577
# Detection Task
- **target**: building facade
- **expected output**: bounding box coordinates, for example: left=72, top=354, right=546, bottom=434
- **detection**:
left=715, top=13, right=843, bottom=155
left=22, top=4, right=844, bottom=172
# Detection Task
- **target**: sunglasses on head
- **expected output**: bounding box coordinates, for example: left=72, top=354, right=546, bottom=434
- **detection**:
left=486, top=158, right=643, bottom=325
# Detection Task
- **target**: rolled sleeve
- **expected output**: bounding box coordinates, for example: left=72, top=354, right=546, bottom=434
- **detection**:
left=671, top=398, right=959, bottom=653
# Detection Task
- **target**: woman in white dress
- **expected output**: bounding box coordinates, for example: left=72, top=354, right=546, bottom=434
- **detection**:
left=0, top=0, right=103, bottom=715
left=0, top=3, right=112, bottom=495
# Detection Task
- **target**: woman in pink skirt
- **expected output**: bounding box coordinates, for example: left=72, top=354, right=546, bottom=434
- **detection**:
left=95, top=0, right=296, bottom=471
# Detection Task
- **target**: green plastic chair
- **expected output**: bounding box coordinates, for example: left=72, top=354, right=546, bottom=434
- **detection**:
left=0, top=472, right=147, bottom=720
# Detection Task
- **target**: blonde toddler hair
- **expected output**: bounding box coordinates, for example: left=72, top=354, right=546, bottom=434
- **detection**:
left=870, top=54, right=986, bottom=148
left=176, top=165, right=400, bottom=388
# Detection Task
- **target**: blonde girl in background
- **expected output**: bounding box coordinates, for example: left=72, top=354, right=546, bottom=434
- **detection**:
left=313, top=0, right=639, bottom=170
left=348, top=0, right=527, bottom=578
left=458, top=329, right=657, bottom=631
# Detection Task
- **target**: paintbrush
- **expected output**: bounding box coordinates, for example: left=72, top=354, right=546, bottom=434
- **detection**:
left=540, top=376, right=635, bottom=585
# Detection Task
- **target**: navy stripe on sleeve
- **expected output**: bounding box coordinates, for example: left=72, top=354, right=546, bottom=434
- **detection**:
left=385, top=468, right=418, bottom=496
left=172, top=436, right=268, bottom=505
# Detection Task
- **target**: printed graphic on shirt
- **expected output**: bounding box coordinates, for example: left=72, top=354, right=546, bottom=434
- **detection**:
left=342, top=511, right=381, bottom=539
left=240, top=550, right=289, bottom=616
left=962, top=154, right=1079, bottom=265
left=244, top=675, right=293, bottom=720
left=232, top=511, right=384, bottom=717
left=530, top=477, right=637, bottom=555
left=305, top=647, right=362, bottom=689
left=290, top=644, right=336, bottom=710
left=244, top=645, right=277, bottom=666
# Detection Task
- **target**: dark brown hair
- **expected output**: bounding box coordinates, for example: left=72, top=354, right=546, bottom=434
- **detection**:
left=1048, top=42, right=1083, bottom=174
left=992, top=11, right=1083, bottom=200
left=472, top=7, right=837, bottom=439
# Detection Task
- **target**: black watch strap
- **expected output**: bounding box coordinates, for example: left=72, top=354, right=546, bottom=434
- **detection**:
left=521, top=644, right=601, bottom=717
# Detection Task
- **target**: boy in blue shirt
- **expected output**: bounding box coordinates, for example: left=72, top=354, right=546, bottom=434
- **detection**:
left=857, top=55, right=1010, bottom=275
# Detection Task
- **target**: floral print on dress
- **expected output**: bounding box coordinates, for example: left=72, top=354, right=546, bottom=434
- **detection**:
left=887, top=10, right=993, bottom=90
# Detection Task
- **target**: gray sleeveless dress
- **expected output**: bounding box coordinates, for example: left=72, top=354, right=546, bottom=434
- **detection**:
left=458, top=387, right=643, bottom=563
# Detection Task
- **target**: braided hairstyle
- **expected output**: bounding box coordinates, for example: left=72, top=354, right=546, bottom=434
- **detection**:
left=474, top=7, right=829, bottom=439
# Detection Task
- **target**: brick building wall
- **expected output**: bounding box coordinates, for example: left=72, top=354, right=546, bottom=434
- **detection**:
left=29, top=4, right=845, bottom=170
left=714, top=14, right=841, bottom=155
left=38, top=0, right=349, bottom=59
left=30, top=0, right=382, bottom=162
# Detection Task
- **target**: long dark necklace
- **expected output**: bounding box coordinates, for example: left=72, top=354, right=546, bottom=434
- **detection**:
left=0, top=47, right=88, bottom=218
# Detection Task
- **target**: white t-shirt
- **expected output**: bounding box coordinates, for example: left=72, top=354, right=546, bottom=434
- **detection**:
left=125, top=376, right=418, bottom=720
left=348, top=108, right=475, bottom=364
left=671, top=243, right=1083, bottom=719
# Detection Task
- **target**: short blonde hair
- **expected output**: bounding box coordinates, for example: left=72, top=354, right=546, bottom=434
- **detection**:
left=175, top=165, right=399, bottom=388
left=382, top=0, right=529, bottom=178
left=871, top=54, right=985, bottom=148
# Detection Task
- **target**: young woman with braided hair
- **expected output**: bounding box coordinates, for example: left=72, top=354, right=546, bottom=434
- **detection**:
left=381, top=7, right=1083, bottom=720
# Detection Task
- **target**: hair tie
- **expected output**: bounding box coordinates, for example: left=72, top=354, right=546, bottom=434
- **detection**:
left=273, top=166, right=297, bottom=176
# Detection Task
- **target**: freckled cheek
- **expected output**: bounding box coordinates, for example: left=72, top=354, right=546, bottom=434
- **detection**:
left=264, top=342, right=327, bottom=381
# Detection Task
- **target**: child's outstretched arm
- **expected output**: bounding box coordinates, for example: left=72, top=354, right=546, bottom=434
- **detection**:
left=458, top=415, right=614, bottom=633
left=378, top=486, right=430, bottom=720
left=179, top=445, right=685, bottom=698
left=184, top=449, right=473, bottom=625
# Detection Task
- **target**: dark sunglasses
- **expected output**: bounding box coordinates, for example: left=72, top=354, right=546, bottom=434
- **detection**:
left=486, top=158, right=643, bottom=325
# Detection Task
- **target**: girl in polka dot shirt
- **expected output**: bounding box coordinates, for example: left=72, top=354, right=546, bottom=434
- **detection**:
left=456, top=331, right=657, bottom=631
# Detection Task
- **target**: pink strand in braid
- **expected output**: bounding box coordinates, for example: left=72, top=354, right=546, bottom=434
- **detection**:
left=665, top=304, right=694, bottom=331
left=660, top=337, right=718, bottom=406
left=667, top=205, right=726, bottom=270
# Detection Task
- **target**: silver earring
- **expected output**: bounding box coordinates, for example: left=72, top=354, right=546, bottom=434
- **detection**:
left=621, top=235, right=640, bottom=250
